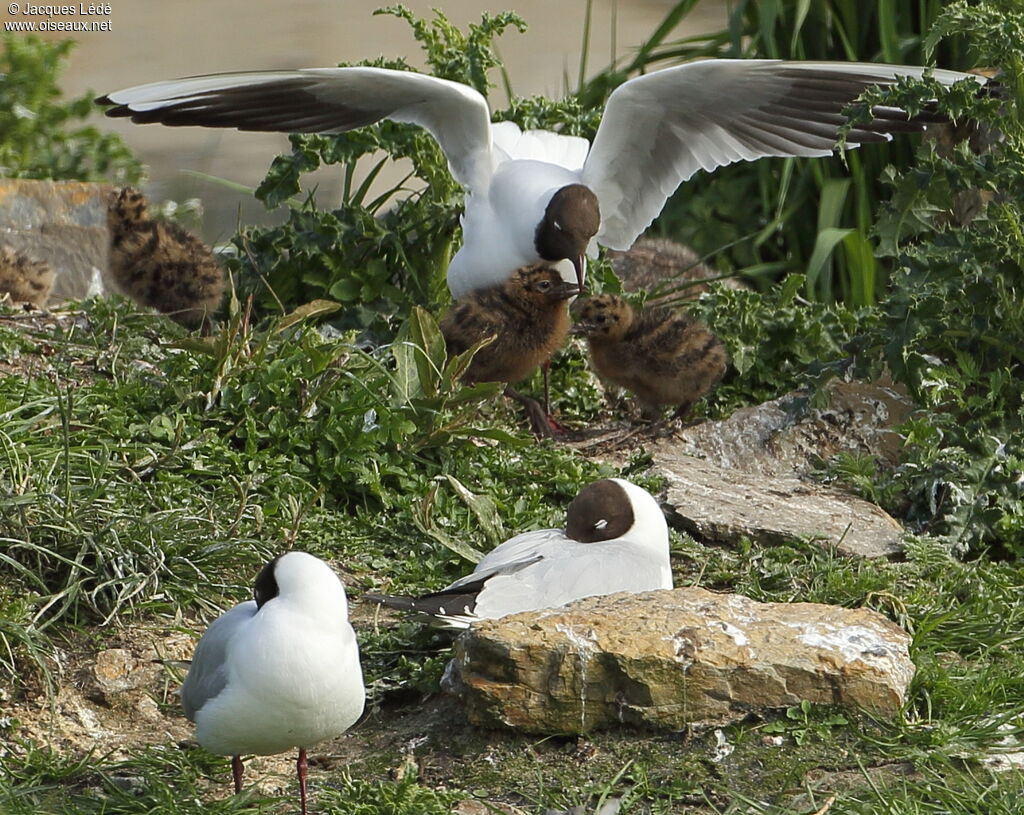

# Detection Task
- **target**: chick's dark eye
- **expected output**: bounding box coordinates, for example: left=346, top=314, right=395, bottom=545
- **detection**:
left=538, top=280, right=551, bottom=290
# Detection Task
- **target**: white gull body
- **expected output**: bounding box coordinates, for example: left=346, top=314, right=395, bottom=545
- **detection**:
left=368, top=478, right=672, bottom=627
left=98, top=60, right=987, bottom=296
left=181, top=551, right=364, bottom=809
left=451, top=149, right=585, bottom=297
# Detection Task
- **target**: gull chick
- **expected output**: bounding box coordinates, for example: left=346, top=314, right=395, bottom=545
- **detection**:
left=181, top=551, right=364, bottom=815
left=0, top=246, right=55, bottom=309
left=440, top=264, right=579, bottom=435
left=573, top=294, right=728, bottom=420
left=107, top=187, right=225, bottom=328
left=98, top=60, right=988, bottom=297
left=366, top=478, right=670, bottom=628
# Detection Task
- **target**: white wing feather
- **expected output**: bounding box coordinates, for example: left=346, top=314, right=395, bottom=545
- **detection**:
left=491, top=120, right=590, bottom=170
left=582, top=59, right=985, bottom=250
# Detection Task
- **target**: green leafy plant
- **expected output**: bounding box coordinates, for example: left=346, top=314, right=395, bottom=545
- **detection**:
left=762, top=700, right=850, bottom=746
left=829, top=0, right=1024, bottom=554
left=0, top=35, right=142, bottom=183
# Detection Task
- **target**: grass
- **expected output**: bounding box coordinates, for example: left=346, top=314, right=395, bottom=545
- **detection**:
left=2, top=300, right=1023, bottom=813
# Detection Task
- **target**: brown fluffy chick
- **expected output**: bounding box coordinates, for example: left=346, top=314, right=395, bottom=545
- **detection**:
left=0, top=246, right=55, bottom=309
left=107, top=187, right=225, bottom=328
left=573, top=294, right=728, bottom=420
left=441, top=264, right=580, bottom=435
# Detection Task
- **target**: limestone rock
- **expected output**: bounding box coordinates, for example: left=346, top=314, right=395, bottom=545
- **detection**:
left=663, top=378, right=914, bottom=479
left=452, top=588, right=913, bottom=735
left=84, top=633, right=192, bottom=712
left=655, top=451, right=904, bottom=558
left=93, top=648, right=142, bottom=695
left=0, top=179, right=112, bottom=303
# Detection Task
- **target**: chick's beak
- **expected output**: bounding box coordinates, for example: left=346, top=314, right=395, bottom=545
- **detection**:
left=549, top=281, right=582, bottom=302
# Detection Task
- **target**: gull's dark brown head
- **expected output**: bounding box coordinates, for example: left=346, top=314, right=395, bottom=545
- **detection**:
left=571, top=294, right=634, bottom=341
left=253, top=554, right=284, bottom=609
left=534, top=184, right=600, bottom=289
left=508, top=264, right=581, bottom=306
left=565, top=478, right=635, bottom=543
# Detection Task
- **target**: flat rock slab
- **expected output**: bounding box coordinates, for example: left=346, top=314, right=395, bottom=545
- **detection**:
left=453, top=588, right=913, bottom=735
left=0, top=179, right=113, bottom=303
left=654, top=450, right=904, bottom=558
left=664, top=379, right=914, bottom=479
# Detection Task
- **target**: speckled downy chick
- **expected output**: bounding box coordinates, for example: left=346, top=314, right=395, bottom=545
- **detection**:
left=441, top=264, right=580, bottom=434
left=573, top=294, right=727, bottom=420
left=0, top=246, right=55, bottom=309
left=107, top=187, right=225, bottom=328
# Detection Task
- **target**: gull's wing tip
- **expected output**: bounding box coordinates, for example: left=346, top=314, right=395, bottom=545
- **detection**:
left=98, top=101, right=134, bottom=119
left=94, top=93, right=136, bottom=120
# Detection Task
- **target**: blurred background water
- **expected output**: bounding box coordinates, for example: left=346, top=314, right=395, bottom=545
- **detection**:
left=8, top=0, right=726, bottom=241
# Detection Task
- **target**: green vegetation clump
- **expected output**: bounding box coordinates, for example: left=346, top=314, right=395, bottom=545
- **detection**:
left=0, top=35, right=142, bottom=183
left=0, top=297, right=615, bottom=677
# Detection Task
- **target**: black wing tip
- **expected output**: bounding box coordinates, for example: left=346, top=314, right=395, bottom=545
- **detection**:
left=362, top=592, right=418, bottom=612
left=105, top=105, right=135, bottom=120
left=362, top=589, right=481, bottom=619
left=95, top=95, right=138, bottom=120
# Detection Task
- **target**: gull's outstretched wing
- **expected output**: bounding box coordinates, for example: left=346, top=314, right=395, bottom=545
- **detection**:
left=98, top=67, right=496, bottom=191
left=582, top=59, right=985, bottom=249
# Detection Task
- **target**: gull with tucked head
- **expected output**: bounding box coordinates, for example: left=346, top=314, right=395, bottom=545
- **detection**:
left=366, top=478, right=671, bottom=628
left=180, top=551, right=364, bottom=815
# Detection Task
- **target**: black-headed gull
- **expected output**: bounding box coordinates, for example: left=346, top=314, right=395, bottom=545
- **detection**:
left=97, top=60, right=986, bottom=296
left=366, top=478, right=670, bottom=627
left=180, top=551, right=364, bottom=815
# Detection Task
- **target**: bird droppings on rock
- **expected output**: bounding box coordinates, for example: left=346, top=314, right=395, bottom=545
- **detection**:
left=451, top=588, right=914, bottom=735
